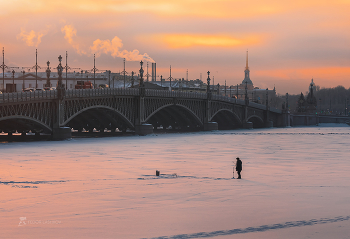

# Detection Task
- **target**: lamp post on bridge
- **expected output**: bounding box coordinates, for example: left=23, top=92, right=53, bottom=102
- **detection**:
left=33, top=49, right=41, bottom=89
left=107, top=70, right=111, bottom=88
left=134, top=60, right=153, bottom=135
left=122, top=58, right=127, bottom=88
left=91, top=54, right=98, bottom=89
left=65, top=51, right=69, bottom=90
left=168, top=66, right=173, bottom=91
left=12, top=70, right=15, bottom=92
left=51, top=54, right=71, bottom=140
left=64, top=51, right=81, bottom=89
left=22, top=70, right=25, bottom=91
left=224, top=80, right=226, bottom=96
left=131, top=71, right=135, bottom=87
left=203, top=70, right=218, bottom=131
left=8, top=65, right=20, bottom=92
left=139, top=61, right=145, bottom=89
left=1, top=47, right=7, bottom=94
left=45, top=61, right=51, bottom=88
left=57, top=55, right=65, bottom=100
left=266, top=88, right=269, bottom=110
left=206, top=71, right=210, bottom=94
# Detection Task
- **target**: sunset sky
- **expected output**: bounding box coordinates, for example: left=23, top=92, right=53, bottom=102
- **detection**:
left=1, top=0, right=350, bottom=94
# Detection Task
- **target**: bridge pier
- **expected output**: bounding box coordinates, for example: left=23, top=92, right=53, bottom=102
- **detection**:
left=243, top=121, right=253, bottom=129
left=265, top=120, right=273, bottom=128
left=204, top=122, right=218, bottom=131
left=52, top=127, right=71, bottom=140
left=135, top=124, right=153, bottom=136
left=279, top=111, right=290, bottom=127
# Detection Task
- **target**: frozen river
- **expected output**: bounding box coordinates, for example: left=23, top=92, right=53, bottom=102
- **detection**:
left=1, top=125, right=350, bottom=238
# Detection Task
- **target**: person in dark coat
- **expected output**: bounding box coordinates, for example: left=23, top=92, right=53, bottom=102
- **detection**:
left=236, top=157, right=242, bottom=179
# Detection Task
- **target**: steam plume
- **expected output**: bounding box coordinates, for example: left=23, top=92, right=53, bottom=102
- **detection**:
left=62, top=24, right=154, bottom=62
left=61, top=25, right=86, bottom=55
left=17, top=28, right=46, bottom=47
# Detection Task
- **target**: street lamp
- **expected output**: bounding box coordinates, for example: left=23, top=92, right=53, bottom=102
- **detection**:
left=108, top=70, right=111, bottom=88
left=22, top=70, right=25, bottom=91
left=46, top=61, right=51, bottom=88
left=12, top=70, right=15, bottom=92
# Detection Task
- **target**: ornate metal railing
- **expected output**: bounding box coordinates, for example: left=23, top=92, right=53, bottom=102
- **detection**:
left=145, top=89, right=207, bottom=99
left=0, top=90, right=58, bottom=103
left=0, top=88, right=282, bottom=113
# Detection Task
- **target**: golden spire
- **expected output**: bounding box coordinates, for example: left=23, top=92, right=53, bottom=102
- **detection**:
left=245, top=50, right=249, bottom=71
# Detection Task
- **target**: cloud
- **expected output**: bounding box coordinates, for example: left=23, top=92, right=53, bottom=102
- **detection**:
left=61, top=25, right=76, bottom=44
left=17, top=28, right=47, bottom=47
left=61, top=24, right=154, bottom=62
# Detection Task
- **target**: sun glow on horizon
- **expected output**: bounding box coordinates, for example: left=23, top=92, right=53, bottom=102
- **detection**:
left=158, top=34, right=261, bottom=48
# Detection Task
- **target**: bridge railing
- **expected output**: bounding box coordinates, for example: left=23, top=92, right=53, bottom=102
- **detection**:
left=248, top=101, right=266, bottom=110
left=0, top=88, right=282, bottom=114
left=65, top=88, right=139, bottom=98
left=248, top=101, right=281, bottom=113
left=145, top=89, right=207, bottom=99
left=211, top=94, right=249, bottom=106
left=0, top=90, right=58, bottom=103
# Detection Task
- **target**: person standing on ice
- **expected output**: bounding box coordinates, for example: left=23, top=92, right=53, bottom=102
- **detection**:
left=236, top=157, right=242, bottom=179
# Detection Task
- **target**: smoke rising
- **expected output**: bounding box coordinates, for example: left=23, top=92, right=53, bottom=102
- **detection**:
left=61, top=25, right=86, bottom=55
left=17, top=28, right=47, bottom=47
left=62, top=25, right=154, bottom=62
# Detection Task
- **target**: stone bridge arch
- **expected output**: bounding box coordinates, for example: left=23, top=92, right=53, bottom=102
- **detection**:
left=64, top=97, right=136, bottom=127
left=145, top=104, right=204, bottom=131
left=247, top=115, right=265, bottom=128
left=64, top=105, right=134, bottom=132
left=210, top=109, right=242, bottom=129
left=0, top=115, right=52, bottom=133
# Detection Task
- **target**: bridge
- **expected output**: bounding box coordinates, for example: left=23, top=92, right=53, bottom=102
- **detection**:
left=0, top=87, right=287, bottom=139
left=0, top=58, right=289, bottom=139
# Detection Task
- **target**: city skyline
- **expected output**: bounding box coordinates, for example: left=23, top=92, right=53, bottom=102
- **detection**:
left=1, top=0, right=350, bottom=94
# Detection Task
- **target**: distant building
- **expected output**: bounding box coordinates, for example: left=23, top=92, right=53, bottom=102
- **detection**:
left=306, top=79, right=317, bottom=111
left=219, top=51, right=276, bottom=105
left=0, top=71, right=110, bottom=92
left=241, top=50, right=254, bottom=90
left=297, top=79, right=317, bottom=113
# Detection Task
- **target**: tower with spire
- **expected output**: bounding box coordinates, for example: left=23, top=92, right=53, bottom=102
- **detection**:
left=232, top=51, right=276, bottom=104
left=242, top=50, right=253, bottom=88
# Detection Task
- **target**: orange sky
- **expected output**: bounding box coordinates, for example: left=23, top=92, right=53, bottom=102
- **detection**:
left=1, top=0, right=350, bottom=94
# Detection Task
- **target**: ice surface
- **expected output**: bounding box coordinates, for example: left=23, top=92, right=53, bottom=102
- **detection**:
left=1, top=125, right=350, bottom=238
